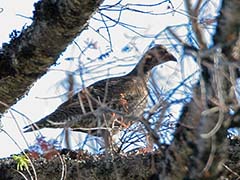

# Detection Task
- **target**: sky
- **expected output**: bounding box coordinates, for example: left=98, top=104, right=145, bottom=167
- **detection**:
left=0, top=0, right=221, bottom=157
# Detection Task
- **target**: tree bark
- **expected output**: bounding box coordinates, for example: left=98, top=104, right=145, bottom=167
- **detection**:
left=0, top=151, right=163, bottom=180
left=0, top=0, right=240, bottom=179
left=0, top=0, right=103, bottom=113
left=169, top=0, right=240, bottom=179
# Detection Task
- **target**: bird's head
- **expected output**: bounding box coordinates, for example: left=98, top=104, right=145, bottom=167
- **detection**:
left=135, top=45, right=177, bottom=75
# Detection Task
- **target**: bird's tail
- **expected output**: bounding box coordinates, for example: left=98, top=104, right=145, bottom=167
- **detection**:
left=23, top=123, right=40, bottom=133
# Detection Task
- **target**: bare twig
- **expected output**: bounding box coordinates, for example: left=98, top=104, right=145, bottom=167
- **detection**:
left=13, top=169, right=29, bottom=180
left=222, top=163, right=240, bottom=180
left=57, top=152, right=67, bottom=180
left=184, top=0, right=207, bottom=49
left=200, top=48, right=227, bottom=138
left=201, top=136, right=216, bottom=174
left=0, top=101, right=30, bottom=147
left=1, top=129, right=38, bottom=180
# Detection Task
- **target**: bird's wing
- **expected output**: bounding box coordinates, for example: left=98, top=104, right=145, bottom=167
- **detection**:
left=23, top=74, right=140, bottom=132
left=23, top=44, right=177, bottom=133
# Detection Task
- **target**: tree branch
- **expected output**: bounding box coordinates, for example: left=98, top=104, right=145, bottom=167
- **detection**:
left=0, top=0, right=103, bottom=113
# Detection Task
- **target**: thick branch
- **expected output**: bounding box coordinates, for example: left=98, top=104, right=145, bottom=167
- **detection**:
left=0, top=151, right=162, bottom=180
left=213, top=0, right=240, bottom=54
left=172, top=0, right=240, bottom=178
left=0, top=0, right=239, bottom=179
left=0, top=0, right=103, bottom=113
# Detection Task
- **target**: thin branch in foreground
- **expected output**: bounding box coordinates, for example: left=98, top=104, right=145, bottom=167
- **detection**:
left=1, top=129, right=37, bottom=180
left=222, top=163, right=240, bottom=180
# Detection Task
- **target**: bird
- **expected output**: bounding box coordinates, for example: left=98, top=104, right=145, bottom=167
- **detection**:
left=24, top=45, right=176, bottom=150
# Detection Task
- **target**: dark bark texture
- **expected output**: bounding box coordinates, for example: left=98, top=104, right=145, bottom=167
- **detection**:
left=0, top=0, right=240, bottom=179
left=0, top=0, right=103, bottom=113
left=0, top=150, right=169, bottom=180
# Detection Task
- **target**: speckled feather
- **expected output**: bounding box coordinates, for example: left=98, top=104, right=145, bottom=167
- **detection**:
left=24, top=45, right=176, bottom=135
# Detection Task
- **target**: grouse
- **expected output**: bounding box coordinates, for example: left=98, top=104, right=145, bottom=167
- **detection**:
left=24, top=45, right=176, bottom=148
